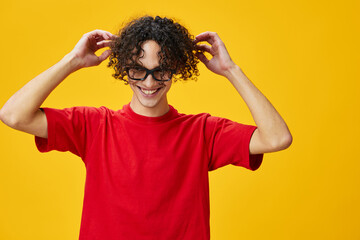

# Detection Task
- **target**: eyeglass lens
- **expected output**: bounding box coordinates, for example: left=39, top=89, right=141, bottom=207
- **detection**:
left=127, top=68, right=173, bottom=81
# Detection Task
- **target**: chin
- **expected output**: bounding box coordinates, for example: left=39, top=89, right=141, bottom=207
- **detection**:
left=138, top=99, right=160, bottom=109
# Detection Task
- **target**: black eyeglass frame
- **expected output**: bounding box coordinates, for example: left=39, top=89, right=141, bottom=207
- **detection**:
left=125, top=67, right=176, bottom=82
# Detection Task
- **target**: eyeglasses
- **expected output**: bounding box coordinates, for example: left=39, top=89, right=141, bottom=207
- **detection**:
left=126, top=67, right=175, bottom=82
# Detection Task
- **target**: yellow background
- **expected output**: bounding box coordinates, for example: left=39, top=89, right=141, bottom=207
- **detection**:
left=1, top=0, right=359, bottom=239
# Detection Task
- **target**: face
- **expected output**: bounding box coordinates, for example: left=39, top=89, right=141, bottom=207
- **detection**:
left=129, top=40, right=173, bottom=117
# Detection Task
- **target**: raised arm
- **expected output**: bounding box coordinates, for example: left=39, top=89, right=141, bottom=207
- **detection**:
left=194, top=31, right=292, bottom=154
left=0, top=30, right=114, bottom=138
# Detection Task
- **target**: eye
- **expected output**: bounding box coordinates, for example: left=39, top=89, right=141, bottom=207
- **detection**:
left=153, top=69, right=173, bottom=80
left=128, top=68, right=146, bottom=79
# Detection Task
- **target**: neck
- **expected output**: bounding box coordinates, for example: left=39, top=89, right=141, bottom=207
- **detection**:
left=130, top=97, right=170, bottom=117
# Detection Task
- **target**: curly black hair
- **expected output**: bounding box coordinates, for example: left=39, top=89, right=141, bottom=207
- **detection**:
left=107, top=15, right=201, bottom=84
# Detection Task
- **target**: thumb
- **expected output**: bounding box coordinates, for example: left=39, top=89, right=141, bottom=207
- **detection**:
left=98, top=49, right=112, bottom=63
left=196, top=52, right=210, bottom=66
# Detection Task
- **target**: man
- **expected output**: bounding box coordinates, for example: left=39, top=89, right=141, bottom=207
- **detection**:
left=0, top=16, right=292, bottom=239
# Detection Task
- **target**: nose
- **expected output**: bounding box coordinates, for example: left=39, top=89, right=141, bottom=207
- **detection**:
left=142, top=73, right=158, bottom=88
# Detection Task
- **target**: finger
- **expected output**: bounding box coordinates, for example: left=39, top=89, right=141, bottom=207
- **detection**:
left=96, top=40, right=112, bottom=49
left=195, top=44, right=214, bottom=56
left=98, top=49, right=112, bottom=62
left=87, top=30, right=115, bottom=41
left=196, top=52, right=210, bottom=66
left=103, top=31, right=116, bottom=40
left=109, top=34, right=118, bottom=40
left=194, top=31, right=219, bottom=45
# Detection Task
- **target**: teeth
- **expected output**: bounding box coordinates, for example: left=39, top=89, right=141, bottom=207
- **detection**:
left=141, top=88, right=158, bottom=95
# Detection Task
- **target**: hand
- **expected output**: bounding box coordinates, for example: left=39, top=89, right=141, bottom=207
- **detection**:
left=194, top=32, right=237, bottom=77
left=69, top=30, right=115, bottom=70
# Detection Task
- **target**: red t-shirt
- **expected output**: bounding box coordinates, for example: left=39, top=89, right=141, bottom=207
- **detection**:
left=35, top=103, right=263, bottom=240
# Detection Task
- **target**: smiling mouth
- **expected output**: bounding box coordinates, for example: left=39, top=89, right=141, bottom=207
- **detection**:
left=137, top=86, right=162, bottom=96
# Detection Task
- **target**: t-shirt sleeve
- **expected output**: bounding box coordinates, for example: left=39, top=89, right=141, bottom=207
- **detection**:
left=205, top=116, right=263, bottom=171
left=35, top=107, right=104, bottom=161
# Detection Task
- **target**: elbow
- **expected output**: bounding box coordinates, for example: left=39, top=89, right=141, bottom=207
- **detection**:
left=269, top=132, right=293, bottom=152
left=0, top=107, right=21, bottom=129
left=280, top=132, right=293, bottom=150
left=0, top=107, right=6, bottom=124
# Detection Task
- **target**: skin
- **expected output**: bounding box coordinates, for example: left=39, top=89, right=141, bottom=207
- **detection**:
left=0, top=30, right=114, bottom=138
left=194, top=31, right=292, bottom=154
left=129, top=40, right=172, bottom=117
left=0, top=29, right=292, bottom=155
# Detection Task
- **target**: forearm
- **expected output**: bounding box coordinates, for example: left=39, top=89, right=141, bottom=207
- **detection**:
left=0, top=53, right=80, bottom=126
left=224, top=64, right=292, bottom=149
